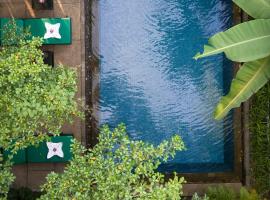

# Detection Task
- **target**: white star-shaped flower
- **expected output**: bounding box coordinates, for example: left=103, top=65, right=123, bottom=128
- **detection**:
left=44, top=22, right=61, bottom=39
left=46, top=142, right=64, bottom=159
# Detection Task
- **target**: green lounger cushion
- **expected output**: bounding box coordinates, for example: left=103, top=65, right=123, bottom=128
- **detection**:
left=3, top=149, right=27, bottom=165
left=27, top=135, right=73, bottom=163
left=24, top=18, right=72, bottom=44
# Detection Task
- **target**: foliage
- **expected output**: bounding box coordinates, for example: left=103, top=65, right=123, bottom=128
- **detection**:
left=194, top=0, right=270, bottom=120
left=215, top=56, right=270, bottom=120
left=39, top=124, right=185, bottom=200
left=192, top=193, right=209, bottom=200
left=0, top=157, right=14, bottom=200
left=233, top=0, right=270, bottom=19
left=250, top=82, right=270, bottom=198
left=206, top=186, right=237, bottom=200
left=191, top=187, right=261, bottom=200
left=239, top=188, right=262, bottom=200
left=206, top=186, right=261, bottom=200
left=194, top=19, right=270, bottom=62
left=0, top=21, right=80, bottom=152
left=0, top=21, right=80, bottom=198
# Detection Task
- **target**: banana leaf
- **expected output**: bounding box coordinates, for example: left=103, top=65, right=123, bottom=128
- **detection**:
left=194, top=19, right=270, bottom=62
left=214, top=56, right=270, bottom=120
left=233, top=0, right=270, bottom=19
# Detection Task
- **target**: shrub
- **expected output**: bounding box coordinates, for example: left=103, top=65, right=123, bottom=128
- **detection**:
left=192, top=193, right=209, bottom=200
left=39, top=124, right=185, bottom=200
left=206, top=186, right=237, bottom=200
left=0, top=159, right=14, bottom=200
left=0, top=21, right=80, bottom=199
left=239, top=188, right=261, bottom=200
left=249, top=82, right=270, bottom=198
left=206, top=186, right=261, bottom=200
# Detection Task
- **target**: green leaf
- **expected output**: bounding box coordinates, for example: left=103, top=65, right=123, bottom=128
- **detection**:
left=194, top=19, right=270, bottom=62
left=233, top=0, right=270, bottom=19
left=214, top=56, right=270, bottom=120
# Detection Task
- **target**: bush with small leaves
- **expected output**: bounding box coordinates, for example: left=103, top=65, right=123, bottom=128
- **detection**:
left=40, top=124, right=185, bottom=200
left=0, top=21, right=80, bottom=199
left=0, top=157, right=14, bottom=200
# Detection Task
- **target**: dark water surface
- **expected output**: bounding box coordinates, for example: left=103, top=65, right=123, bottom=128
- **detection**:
left=98, top=0, right=233, bottom=172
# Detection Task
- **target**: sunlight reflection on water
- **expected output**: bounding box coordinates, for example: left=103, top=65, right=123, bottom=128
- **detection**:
left=98, top=0, right=233, bottom=172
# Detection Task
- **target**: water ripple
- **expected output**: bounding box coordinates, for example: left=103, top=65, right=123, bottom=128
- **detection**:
left=98, top=0, right=233, bottom=171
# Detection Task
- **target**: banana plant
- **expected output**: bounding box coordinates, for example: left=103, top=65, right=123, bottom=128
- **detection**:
left=194, top=0, right=270, bottom=120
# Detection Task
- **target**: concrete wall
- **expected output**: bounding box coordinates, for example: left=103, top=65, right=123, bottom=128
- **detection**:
left=0, top=0, right=86, bottom=190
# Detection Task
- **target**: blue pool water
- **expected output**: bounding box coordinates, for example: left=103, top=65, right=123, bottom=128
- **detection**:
left=98, top=0, right=233, bottom=173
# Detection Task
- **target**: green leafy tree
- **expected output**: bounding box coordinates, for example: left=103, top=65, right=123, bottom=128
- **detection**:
left=40, top=124, right=185, bottom=200
left=0, top=21, right=80, bottom=198
left=194, top=0, right=270, bottom=120
left=0, top=159, right=14, bottom=200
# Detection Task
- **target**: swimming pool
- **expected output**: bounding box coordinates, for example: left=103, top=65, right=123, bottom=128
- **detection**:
left=98, top=0, right=234, bottom=173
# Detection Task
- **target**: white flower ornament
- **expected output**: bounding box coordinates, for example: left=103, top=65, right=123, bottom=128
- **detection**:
left=46, top=142, right=64, bottom=159
left=44, top=22, right=61, bottom=39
